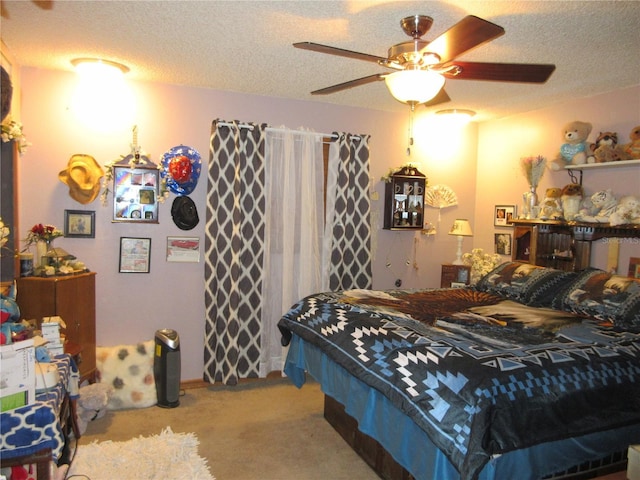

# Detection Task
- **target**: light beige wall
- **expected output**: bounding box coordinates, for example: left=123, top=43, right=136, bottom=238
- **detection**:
left=476, top=85, right=640, bottom=272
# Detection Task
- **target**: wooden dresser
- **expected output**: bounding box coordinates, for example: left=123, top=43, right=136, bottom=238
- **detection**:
left=16, top=272, right=96, bottom=382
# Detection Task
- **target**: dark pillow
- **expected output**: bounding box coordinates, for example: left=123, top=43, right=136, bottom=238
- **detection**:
left=475, top=261, right=578, bottom=307
left=551, top=268, right=640, bottom=327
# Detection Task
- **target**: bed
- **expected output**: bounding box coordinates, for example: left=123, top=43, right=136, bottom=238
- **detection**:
left=278, top=262, right=640, bottom=480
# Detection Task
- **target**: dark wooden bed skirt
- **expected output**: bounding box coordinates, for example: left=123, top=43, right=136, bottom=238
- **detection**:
left=323, top=394, right=627, bottom=480
left=323, top=394, right=415, bottom=480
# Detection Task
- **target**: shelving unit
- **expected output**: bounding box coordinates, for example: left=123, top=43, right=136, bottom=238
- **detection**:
left=565, top=158, right=640, bottom=184
left=383, top=166, right=427, bottom=230
left=511, top=219, right=640, bottom=272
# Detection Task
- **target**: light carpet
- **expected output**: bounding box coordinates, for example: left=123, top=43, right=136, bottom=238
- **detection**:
left=67, top=426, right=215, bottom=480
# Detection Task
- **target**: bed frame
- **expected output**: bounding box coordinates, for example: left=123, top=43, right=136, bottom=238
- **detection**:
left=323, top=393, right=627, bottom=480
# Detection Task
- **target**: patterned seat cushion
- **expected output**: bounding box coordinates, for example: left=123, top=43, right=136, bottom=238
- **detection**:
left=96, top=339, right=156, bottom=410
left=475, top=261, right=578, bottom=307
left=551, top=268, right=640, bottom=327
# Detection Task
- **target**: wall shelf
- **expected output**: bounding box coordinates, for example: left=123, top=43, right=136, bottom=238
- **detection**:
left=565, top=159, right=640, bottom=184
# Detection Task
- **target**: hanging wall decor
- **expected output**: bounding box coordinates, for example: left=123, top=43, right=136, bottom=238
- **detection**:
left=106, top=126, right=164, bottom=223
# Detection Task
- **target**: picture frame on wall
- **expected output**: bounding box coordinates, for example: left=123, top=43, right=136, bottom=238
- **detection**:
left=494, top=205, right=516, bottom=226
left=119, top=237, right=151, bottom=273
left=495, top=233, right=512, bottom=255
left=166, top=236, right=200, bottom=263
left=112, top=165, right=159, bottom=223
left=629, top=257, right=640, bottom=279
left=64, top=210, right=95, bottom=238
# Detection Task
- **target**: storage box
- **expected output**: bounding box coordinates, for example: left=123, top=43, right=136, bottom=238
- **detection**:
left=629, top=444, right=640, bottom=480
left=0, top=339, right=36, bottom=412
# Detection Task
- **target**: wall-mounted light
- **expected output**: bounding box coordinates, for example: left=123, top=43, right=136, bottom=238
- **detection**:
left=384, top=69, right=445, bottom=105
left=70, top=57, right=135, bottom=132
left=448, top=219, right=473, bottom=265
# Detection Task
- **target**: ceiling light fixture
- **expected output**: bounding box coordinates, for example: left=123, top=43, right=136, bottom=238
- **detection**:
left=384, top=69, right=445, bottom=105
left=71, top=58, right=130, bottom=75
left=436, top=109, right=476, bottom=125
left=70, top=58, right=134, bottom=132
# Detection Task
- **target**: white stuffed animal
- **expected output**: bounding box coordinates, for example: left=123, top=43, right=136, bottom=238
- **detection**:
left=574, top=189, right=618, bottom=223
left=76, top=382, right=113, bottom=435
left=609, top=195, right=640, bottom=226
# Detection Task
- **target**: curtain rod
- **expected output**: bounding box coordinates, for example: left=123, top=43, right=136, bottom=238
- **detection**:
left=215, top=121, right=361, bottom=140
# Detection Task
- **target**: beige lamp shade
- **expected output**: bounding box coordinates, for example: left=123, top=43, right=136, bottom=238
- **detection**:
left=448, top=219, right=473, bottom=237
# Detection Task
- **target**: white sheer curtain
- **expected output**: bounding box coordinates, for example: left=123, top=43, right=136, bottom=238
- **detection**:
left=260, top=128, right=325, bottom=376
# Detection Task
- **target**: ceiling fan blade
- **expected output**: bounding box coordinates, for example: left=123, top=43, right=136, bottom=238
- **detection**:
left=294, top=42, right=386, bottom=64
left=445, top=62, right=556, bottom=83
left=426, top=15, right=505, bottom=64
left=423, top=88, right=451, bottom=107
left=310, top=74, right=385, bottom=95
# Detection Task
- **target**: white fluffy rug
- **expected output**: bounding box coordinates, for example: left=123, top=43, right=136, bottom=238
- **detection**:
left=67, top=427, right=215, bottom=480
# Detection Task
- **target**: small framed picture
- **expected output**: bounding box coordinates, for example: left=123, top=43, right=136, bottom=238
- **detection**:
left=629, top=257, right=640, bottom=279
left=64, top=210, right=95, bottom=238
left=166, top=236, right=200, bottom=263
left=495, top=233, right=512, bottom=255
left=494, top=205, right=516, bottom=226
left=119, top=237, right=151, bottom=273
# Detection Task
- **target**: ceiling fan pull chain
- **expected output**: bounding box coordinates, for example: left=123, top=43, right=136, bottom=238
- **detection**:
left=407, top=103, right=415, bottom=156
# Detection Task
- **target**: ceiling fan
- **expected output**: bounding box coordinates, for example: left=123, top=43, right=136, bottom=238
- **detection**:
left=294, top=15, right=556, bottom=107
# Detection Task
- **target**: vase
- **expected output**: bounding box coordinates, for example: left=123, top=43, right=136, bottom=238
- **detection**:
left=525, top=186, right=539, bottom=219
left=36, top=239, right=51, bottom=268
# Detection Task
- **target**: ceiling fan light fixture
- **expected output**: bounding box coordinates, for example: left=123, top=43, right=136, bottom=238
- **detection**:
left=384, top=69, right=445, bottom=105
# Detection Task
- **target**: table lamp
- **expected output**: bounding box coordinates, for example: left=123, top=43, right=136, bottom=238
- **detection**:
left=448, top=219, right=473, bottom=265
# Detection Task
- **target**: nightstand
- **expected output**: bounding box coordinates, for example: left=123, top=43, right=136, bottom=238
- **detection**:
left=440, top=264, right=471, bottom=288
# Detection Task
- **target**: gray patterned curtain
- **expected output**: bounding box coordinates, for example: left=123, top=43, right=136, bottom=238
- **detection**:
left=325, top=133, right=372, bottom=291
left=204, top=120, right=266, bottom=385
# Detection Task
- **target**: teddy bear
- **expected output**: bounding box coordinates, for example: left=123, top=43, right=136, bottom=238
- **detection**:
left=560, top=183, right=584, bottom=221
left=537, top=187, right=564, bottom=220
left=75, top=382, right=114, bottom=435
left=609, top=195, right=640, bottom=226
left=574, top=189, right=618, bottom=223
left=550, top=120, right=595, bottom=170
left=0, top=283, right=23, bottom=345
left=622, top=125, right=640, bottom=159
left=592, top=131, right=629, bottom=163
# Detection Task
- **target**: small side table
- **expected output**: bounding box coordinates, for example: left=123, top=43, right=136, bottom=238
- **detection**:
left=440, top=264, right=471, bottom=288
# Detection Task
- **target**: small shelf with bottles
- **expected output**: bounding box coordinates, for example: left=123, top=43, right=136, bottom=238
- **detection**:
left=383, top=166, right=426, bottom=230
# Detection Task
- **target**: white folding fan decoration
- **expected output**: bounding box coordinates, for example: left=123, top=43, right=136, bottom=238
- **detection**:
left=424, top=184, right=458, bottom=223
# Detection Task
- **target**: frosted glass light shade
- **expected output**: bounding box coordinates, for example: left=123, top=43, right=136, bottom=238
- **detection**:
left=384, top=70, right=445, bottom=104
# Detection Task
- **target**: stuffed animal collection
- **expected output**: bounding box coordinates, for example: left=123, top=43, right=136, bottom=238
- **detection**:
left=551, top=123, right=639, bottom=170
left=574, top=189, right=620, bottom=223
left=592, top=131, right=630, bottom=163
left=560, top=183, right=584, bottom=221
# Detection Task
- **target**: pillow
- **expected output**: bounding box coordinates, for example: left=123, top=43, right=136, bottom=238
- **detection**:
left=551, top=268, right=640, bottom=327
left=475, top=261, right=578, bottom=307
left=96, top=339, right=157, bottom=410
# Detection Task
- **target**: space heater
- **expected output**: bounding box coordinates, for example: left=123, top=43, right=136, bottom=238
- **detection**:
left=154, top=329, right=181, bottom=408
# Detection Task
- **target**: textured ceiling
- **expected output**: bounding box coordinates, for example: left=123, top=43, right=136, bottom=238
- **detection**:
left=1, top=1, right=639, bottom=121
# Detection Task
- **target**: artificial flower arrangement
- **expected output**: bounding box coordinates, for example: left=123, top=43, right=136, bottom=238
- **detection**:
left=520, top=155, right=546, bottom=188
left=0, top=217, right=10, bottom=255
left=1, top=116, right=30, bottom=155
left=23, top=223, right=63, bottom=248
left=462, top=248, right=503, bottom=285
left=380, top=163, right=427, bottom=184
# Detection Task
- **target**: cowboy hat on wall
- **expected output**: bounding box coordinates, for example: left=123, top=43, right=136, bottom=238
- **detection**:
left=59, top=154, right=105, bottom=204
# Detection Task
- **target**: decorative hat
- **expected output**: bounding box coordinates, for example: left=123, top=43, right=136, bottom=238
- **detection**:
left=171, top=196, right=199, bottom=230
left=59, top=154, right=105, bottom=204
left=161, top=145, right=201, bottom=195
